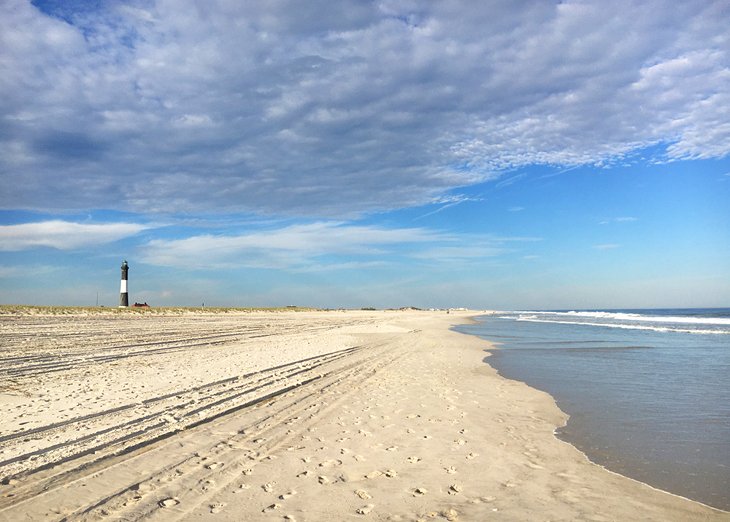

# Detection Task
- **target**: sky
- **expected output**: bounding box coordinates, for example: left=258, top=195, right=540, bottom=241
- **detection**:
left=1, top=0, right=729, bottom=310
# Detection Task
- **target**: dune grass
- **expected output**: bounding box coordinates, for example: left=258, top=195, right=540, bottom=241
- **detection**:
left=0, top=305, right=318, bottom=316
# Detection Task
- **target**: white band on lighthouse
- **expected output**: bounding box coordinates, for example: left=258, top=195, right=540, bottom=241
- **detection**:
left=120, top=280, right=128, bottom=293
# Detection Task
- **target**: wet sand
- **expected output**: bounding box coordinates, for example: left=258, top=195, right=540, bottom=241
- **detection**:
left=0, top=308, right=727, bottom=521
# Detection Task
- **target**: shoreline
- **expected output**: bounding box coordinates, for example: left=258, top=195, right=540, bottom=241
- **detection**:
left=459, top=311, right=730, bottom=512
left=457, top=313, right=729, bottom=518
left=0, top=309, right=727, bottom=520
left=481, top=347, right=727, bottom=514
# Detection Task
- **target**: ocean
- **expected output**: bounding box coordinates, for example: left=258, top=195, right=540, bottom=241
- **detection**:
left=455, top=308, right=730, bottom=510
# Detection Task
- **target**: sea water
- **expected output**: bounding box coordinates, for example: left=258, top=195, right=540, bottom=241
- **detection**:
left=455, top=309, right=730, bottom=510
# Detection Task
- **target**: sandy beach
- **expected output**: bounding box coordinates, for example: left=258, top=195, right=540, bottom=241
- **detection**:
left=0, top=308, right=727, bottom=521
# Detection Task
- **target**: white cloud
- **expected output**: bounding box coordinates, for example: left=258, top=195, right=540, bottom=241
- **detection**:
left=594, top=243, right=621, bottom=250
left=139, top=223, right=542, bottom=271
left=290, top=260, right=391, bottom=273
left=0, top=264, right=59, bottom=278
left=407, top=234, right=542, bottom=264
left=0, top=1, right=728, bottom=217
left=412, top=245, right=507, bottom=261
left=0, top=220, right=150, bottom=251
left=140, top=222, right=450, bottom=269
left=599, top=216, right=638, bottom=224
left=415, top=194, right=482, bottom=219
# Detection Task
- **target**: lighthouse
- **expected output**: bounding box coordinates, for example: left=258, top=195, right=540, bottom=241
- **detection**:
left=119, top=260, right=129, bottom=307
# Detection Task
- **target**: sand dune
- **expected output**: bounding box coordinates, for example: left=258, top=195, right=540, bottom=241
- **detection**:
left=0, top=309, right=727, bottom=521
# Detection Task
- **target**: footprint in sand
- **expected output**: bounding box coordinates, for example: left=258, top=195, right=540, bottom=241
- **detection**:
left=209, top=502, right=226, bottom=514
left=412, top=487, right=427, bottom=497
left=384, top=469, right=398, bottom=478
left=448, top=484, right=462, bottom=495
left=445, top=466, right=457, bottom=474
left=262, top=503, right=281, bottom=513
left=355, top=489, right=372, bottom=500
left=158, top=498, right=179, bottom=508
left=262, top=482, right=276, bottom=493
left=356, top=504, right=375, bottom=515
left=466, top=452, right=479, bottom=460
left=279, top=490, right=297, bottom=500
left=319, top=459, right=342, bottom=468
left=406, top=456, right=421, bottom=463
left=318, top=476, right=330, bottom=485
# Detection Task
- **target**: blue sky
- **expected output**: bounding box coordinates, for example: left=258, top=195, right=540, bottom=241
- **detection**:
left=1, top=1, right=729, bottom=309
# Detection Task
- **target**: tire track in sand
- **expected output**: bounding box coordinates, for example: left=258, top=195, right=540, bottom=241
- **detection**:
left=0, top=337, right=403, bottom=521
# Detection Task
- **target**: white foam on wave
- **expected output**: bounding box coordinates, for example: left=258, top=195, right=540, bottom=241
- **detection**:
left=511, top=316, right=730, bottom=335
left=512, top=310, right=730, bottom=326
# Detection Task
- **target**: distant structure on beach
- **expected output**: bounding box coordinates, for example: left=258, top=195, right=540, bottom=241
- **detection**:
left=119, top=260, right=129, bottom=307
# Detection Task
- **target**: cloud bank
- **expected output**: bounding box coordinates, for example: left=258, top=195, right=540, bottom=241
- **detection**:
left=0, top=220, right=149, bottom=250
left=1, top=0, right=728, bottom=217
left=138, top=221, right=535, bottom=271
left=140, top=222, right=448, bottom=270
